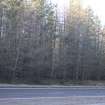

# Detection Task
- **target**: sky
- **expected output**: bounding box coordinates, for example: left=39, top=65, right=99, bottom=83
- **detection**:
left=82, top=0, right=105, bottom=25
left=51, top=0, right=105, bottom=25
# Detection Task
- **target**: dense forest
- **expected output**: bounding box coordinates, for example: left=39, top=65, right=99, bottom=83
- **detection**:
left=0, top=0, right=105, bottom=84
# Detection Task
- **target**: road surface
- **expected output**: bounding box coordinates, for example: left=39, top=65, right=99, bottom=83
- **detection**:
left=1, top=87, right=105, bottom=98
left=0, top=87, right=105, bottom=105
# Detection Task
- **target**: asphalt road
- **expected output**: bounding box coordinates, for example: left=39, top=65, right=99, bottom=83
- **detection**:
left=1, top=87, right=105, bottom=105
left=0, top=87, right=105, bottom=98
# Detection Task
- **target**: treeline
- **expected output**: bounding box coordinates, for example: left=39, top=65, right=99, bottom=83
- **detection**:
left=0, top=0, right=105, bottom=84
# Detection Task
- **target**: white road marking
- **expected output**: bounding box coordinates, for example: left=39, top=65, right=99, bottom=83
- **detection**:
left=88, top=103, right=105, bottom=105
left=0, top=96, right=105, bottom=101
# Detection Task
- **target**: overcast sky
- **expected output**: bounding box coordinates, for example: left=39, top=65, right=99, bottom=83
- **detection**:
left=51, top=0, right=105, bottom=25
left=82, top=0, right=105, bottom=25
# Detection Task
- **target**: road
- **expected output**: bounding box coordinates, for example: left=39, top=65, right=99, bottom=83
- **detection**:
left=1, top=87, right=105, bottom=98
left=0, top=87, right=105, bottom=105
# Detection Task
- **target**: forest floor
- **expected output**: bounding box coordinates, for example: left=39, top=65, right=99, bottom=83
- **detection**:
left=1, top=81, right=105, bottom=88
left=0, top=84, right=105, bottom=88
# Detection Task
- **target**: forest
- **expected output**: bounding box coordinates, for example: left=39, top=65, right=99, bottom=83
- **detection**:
left=0, top=0, right=105, bottom=84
